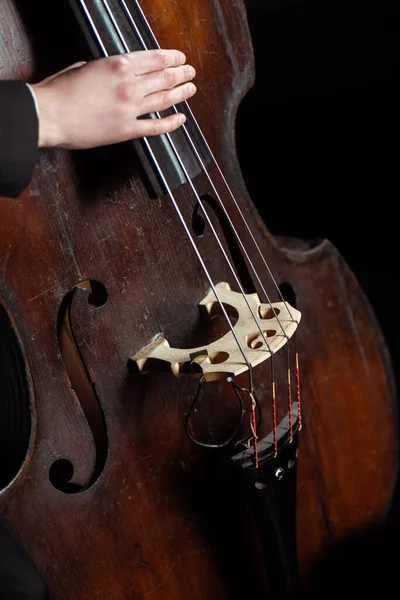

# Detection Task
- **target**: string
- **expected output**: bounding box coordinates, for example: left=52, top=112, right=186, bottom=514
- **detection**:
left=78, top=0, right=255, bottom=381
left=78, top=0, right=303, bottom=448
left=123, top=0, right=297, bottom=336
left=118, top=0, right=293, bottom=348
left=98, top=0, right=277, bottom=361
left=119, top=0, right=301, bottom=444
left=101, top=0, right=290, bottom=452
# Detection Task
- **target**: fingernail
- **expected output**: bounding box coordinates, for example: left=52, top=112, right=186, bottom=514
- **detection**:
left=189, top=66, right=196, bottom=78
left=188, top=83, right=196, bottom=96
left=180, top=52, right=186, bottom=64
left=178, top=114, right=186, bottom=124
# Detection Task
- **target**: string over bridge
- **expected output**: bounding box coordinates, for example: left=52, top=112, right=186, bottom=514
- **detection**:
left=130, top=282, right=301, bottom=381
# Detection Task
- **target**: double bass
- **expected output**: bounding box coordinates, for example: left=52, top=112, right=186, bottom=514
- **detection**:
left=0, top=0, right=397, bottom=598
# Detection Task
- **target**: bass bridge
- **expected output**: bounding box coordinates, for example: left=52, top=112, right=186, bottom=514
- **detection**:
left=129, top=282, right=301, bottom=381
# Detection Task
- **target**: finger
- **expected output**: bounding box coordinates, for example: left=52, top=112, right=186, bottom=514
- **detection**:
left=139, top=82, right=197, bottom=116
left=36, top=61, right=87, bottom=86
left=113, top=49, right=187, bottom=77
left=140, top=64, right=196, bottom=97
left=132, top=113, right=187, bottom=138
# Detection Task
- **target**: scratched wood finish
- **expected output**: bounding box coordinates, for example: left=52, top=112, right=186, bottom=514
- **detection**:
left=0, top=0, right=397, bottom=598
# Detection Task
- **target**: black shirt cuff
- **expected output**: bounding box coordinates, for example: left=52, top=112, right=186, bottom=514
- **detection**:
left=0, top=80, right=39, bottom=199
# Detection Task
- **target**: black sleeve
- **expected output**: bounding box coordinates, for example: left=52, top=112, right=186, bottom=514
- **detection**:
left=0, top=80, right=39, bottom=199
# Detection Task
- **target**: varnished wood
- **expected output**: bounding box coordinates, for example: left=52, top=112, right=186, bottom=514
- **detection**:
left=0, top=0, right=397, bottom=598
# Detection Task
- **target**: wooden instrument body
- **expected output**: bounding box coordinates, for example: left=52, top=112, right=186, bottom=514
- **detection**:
left=0, top=1, right=397, bottom=598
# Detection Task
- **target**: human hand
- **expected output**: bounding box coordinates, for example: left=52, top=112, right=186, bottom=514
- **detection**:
left=31, top=49, right=196, bottom=150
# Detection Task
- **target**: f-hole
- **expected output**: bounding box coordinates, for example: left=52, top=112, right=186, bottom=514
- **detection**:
left=192, top=195, right=256, bottom=294
left=51, top=280, right=108, bottom=493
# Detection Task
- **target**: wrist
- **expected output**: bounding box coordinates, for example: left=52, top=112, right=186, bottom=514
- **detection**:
left=30, top=84, right=63, bottom=148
